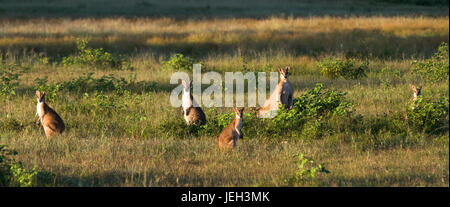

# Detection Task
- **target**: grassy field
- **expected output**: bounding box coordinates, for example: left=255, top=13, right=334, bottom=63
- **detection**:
left=0, top=0, right=448, bottom=186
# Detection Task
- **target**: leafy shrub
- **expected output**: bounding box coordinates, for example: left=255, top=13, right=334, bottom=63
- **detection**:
left=73, top=90, right=140, bottom=116
left=32, top=73, right=131, bottom=104
left=62, top=72, right=128, bottom=93
left=299, top=120, right=331, bottom=140
left=317, top=57, right=368, bottom=80
left=62, top=38, right=133, bottom=70
left=272, top=84, right=352, bottom=136
left=0, top=61, right=22, bottom=97
left=0, top=145, right=37, bottom=187
left=162, top=53, right=198, bottom=71
left=284, top=153, right=329, bottom=186
left=411, top=42, right=449, bottom=82
left=406, top=97, right=449, bottom=134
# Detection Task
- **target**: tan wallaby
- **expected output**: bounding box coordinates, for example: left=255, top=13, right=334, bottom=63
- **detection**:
left=181, top=80, right=206, bottom=126
left=35, top=91, right=65, bottom=137
left=411, top=85, right=422, bottom=102
left=219, top=107, right=244, bottom=149
left=404, top=85, right=423, bottom=119
left=258, top=66, right=293, bottom=118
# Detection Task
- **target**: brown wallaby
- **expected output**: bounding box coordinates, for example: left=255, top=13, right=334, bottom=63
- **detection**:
left=181, top=80, right=206, bottom=126
left=258, top=66, right=293, bottom=118
left=35, top=91, right=65, bottom=137
left=219, top=107, right=244, bottom=149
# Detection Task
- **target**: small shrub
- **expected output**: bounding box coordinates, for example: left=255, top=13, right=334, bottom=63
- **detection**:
left=412, top=42, right=449, bottom=82
left=284, top=153, right=330, bottom=186
left=300, top=120, right=331, bottom=140
left=78, top=90, right=135, bottom=116
left=62, top=38, right=133, bottom=70
left=317, top=57, right=368, bottom=80
left=272, top=84, right=352, bottom=135
left=0, top=61, right=22, bottom=97
left=162, top=53, right=198, bottom=71
left=406, top=97, right=449, bottom=134
left=0, top=145, right=37, bottom=187
left=62, top=72, right=128, bottom=93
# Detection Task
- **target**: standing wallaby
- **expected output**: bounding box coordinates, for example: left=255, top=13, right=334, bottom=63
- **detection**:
left=35, top=91, right=65, bottom=137
left=258, top=66, right=294, bottom=118
left=411, top=85, right=422, bottom=102
left=219, top=107, right=244, bottom=149
left=181, top=80, right=206, bottom=126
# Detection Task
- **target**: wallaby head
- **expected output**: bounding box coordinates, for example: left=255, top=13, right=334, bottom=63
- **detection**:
left=182, top=80, right=192, bottom=94
left=411, top=85, right=422, bottom=101
left=278, top=66, right=290, bottom=81
left=233, top=107, right=244, bottom=120
left=36, top=90, right=46, bottom=103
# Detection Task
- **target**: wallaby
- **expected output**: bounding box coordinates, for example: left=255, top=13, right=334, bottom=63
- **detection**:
left=219, top=107, right=244, bottom=149
left=258, top=66, right=293, bottom=118
left=181, top=80, right=206, bottom=126
left=35, top=91, right=65, bottom=137
left=404, top=85, right=423, bottom=120
left=411, top=85, right=422, bottom=102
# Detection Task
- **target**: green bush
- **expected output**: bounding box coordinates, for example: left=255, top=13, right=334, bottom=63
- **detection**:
left=162, top=53, right=198, bottom=71
left=299, top=120, right=331, bottom=140
left=272, top=84, right=353, bottom=135
left=62, top=73, right=128, bottom=93
left=62, top=38, right=133, bottom=70
left=284, top=153, right=329, bottom=186
left=0, top=61, right=22, bottom=97
left=0, top=145, right=37, bottom=187
left=317, top=57, right=368, bottom=80
left=412, top=42, right=449, bottom=82
left=406, top=97, right=449, bottom=134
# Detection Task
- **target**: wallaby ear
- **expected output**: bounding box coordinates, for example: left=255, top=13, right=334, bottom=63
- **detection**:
left=233, top=107, right=239, bottom=114
left=189, top=80, right=193, bottom=87
left=240, top=107, right=245, bottom=114
left=278, top=67, right=283, bottom=73
left=285, top=66, right=290, bottom=73
left=182, top=80, right=186, bottom=88
left=36, top=90, right=41, bottom=97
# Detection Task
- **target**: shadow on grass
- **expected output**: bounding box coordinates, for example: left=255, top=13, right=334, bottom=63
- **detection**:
left=34, top=166, right=447, bottom=186
left=0, top=0, right=448, bottom=19
left=1, top=29, right=448, bottom=60
left=15, top=80, right=177, bottom=97
left=35, top=168, right=243, bottom=187
left=329, top=173, right=446, bottom=187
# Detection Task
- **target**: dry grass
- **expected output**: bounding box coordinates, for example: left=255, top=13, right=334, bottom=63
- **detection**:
left=0, top=16, right=448, bottom=59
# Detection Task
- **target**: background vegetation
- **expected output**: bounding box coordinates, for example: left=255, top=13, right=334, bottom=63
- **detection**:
left=0, top=0, right=448, bottom=186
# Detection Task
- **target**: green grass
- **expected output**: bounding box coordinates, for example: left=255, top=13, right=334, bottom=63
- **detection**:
left=0, top=1, right=448, bottom=186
